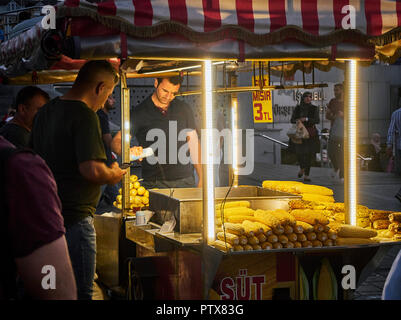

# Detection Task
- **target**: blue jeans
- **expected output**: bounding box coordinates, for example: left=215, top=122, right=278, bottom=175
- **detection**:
left=382, top=249, right=401, bottom=300
left=65, top=216, right=96, bottom=300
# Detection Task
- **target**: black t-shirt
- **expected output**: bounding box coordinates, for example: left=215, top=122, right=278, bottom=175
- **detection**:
left=30, top=98, right=106, bottom=227
left=97, top=109, right=114, bottom=166
left=131, top=95, right=196, bottom=181
left=0, top=122, right=30, bottom=148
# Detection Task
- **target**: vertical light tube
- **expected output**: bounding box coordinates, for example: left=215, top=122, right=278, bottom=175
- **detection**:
left=202, top=60, right=215, bottom=244
left=229, top=72, right=239, bottom=187
left=120, top=72, right=131, bottom=213
left=345, top=60, right=358, bottom=226
left=231, top=98, right=239, bottom=186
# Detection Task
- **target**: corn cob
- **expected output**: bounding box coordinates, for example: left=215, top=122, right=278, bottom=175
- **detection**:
left=292, top=184, right=334, bottom=196
left=257, top=233, right=267, bottom=243
left=273, top=226, right=285, bottom=235
left=215, top=201, right=251, bottom=211
left=306, top=232, right=317, bottom=241
left=284, top=242, right=295, bottom=249
left=274, top=209, right=297, bottom=226
left=314, top=224, right=324, bottom=233
left=222, top=223, right=245, bottom=236
left=297, top=233, right=307, bottom=242
left=290, top=209, right=330, bottom=226
left=212, top=240, right=233, bottom=252
left=389, top=212, right=401, bottom=223
left=287, top=233, right=298, bottom=242
left=302, top=241, right=313, bottom=248
left=328, top=223, right=377, bottom=238
left=273, top=242, right=283, bottom=249
left=357, top=205, right=370, bottom=218
left=284, top=225, right=294, bottom=234
left=357, top=218, right=370, bottom=228
left=312, top=240, right=323, bottom=247
left=241, top=220, right=258, bottom=236
left=226, top=215, right=260, bottom=224
left=372, top=219, right=391, bottom=230
left=217, top=232, right=240, bottom=245
left=239, top=235, right=248, bottom=246
left=278, top=235, right=289, bottom=244
left=294, top=241, right=303, bottom=248
left=254, top=209, right=282, bottom=228
left=389, top=222, right=401, bottom=233
left=317, top=232, right=328, bottom=242
left=267, top=234, right=278, bottom=243
left=252, top=221, right=272, bottom=235
left=216, top=207, right=255, bottom=217
left=301, top=193, right=335, bottom=203
left=261, top=242, right=273, bottom=250
left=247, top=236, right=260, bottom=245
left=336, top=237, right=377, bottom=245
left=327, top=230, right=338, bottom=240
left=323, top=239, right=334, bottom=247
left=289, top=199, right=313, bottom=210
left=244, top=244, right=254, bottom=251
left=252, top=244, right=262, bottom=250
left=293, top=224, right=305, bottom=234
left=369, top=210, right=393, bottom=222
left=233, top=245, right=244, bottom=251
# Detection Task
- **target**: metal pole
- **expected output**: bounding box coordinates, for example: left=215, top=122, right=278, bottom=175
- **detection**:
left=120, top=71, right=131, bottom=215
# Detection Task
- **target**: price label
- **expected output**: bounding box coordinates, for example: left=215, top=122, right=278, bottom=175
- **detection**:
left=252, top=75, right=273, bottom=123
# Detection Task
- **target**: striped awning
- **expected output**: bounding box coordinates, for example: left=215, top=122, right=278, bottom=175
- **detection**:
left=2, top=0, right=401, bottom=80
left=59, top=0, right=401, bottom=48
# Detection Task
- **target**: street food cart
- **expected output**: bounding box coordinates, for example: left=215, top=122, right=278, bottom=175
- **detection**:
left=2, top=0, right=401, bottom=300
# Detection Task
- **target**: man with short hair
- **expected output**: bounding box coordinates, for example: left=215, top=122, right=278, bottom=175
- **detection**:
left=113, top=76, right=202, bottom=189
left=30, top=60, right=126, bottom=300
left=0, top=86, right=49, bottom=147
left=1, top=136, right=76, bottom=300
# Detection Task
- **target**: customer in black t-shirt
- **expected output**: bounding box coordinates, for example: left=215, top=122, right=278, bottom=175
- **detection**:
left=30, top=60, right=127, bottom=300
left=0, top=86, right=49, bottom=147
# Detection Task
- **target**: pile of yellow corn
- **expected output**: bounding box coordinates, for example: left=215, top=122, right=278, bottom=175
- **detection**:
left=212, top=201, right=339, bottom=252
left=113, top=174, right=149, bottom=211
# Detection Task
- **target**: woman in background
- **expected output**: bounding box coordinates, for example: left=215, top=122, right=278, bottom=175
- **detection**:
left=290, top=92, right=320, bottom=182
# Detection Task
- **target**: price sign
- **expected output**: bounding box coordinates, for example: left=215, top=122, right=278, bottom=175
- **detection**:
left=252, top=75, right=273, bottom=123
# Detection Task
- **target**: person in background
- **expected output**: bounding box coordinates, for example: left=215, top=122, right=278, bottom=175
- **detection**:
left=387, top=106, right=401, bottom=203
left=290, top=91, right=320, bottom=182
left=387, top=106, right=401, bottom=175
left=0, top=86, right=49, bottom=148
left=366, top=133, right=383, bottom=172
left=0, top=136, right=76, bottom=300
left=382, top=250, right=401, bottom=300
left=30, top=60, right=127, bottom=300
left=325, top=83, right=344, bottom=180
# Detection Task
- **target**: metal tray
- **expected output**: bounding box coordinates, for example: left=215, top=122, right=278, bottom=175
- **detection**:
left=148, top=185, right=300, bottom=234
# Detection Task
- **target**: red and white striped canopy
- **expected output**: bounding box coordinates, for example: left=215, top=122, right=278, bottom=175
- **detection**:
left=2, top=0, right=401, bottom=80
left=60, top=0, right=401, bottom=47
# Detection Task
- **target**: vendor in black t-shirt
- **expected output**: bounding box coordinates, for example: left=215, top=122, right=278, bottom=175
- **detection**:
left=0, top=86, right=49, bottom=147
left=113, top=76, right=202, bottom=189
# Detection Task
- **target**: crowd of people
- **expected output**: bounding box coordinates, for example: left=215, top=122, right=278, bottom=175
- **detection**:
left=0, top=60, right=203, bottom=300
